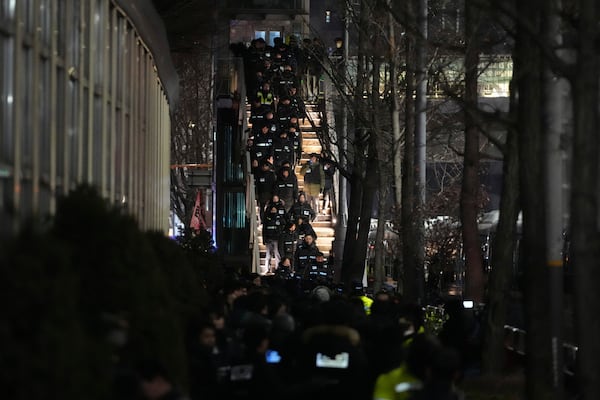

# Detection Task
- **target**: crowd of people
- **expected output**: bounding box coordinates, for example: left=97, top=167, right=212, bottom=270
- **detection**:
left=147, top=35, right=478, bottom=400
left=234, top=35, right=337, bottom=276
left=174, top=273, right=476, bottom=400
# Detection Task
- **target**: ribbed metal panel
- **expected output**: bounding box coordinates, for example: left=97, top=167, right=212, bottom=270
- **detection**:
left=0, top=0, right=176, bottom=234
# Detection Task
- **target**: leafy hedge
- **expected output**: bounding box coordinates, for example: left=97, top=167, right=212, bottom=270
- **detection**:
left=0, top=186, right=219, bottom=399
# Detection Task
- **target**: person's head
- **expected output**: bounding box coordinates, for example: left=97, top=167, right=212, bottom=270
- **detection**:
left=335, top=37, right=343, bottom=49
left=266, top=111, right=274, bottom=120
left=309, top=153, right=319, bottom=163
left=280, top=256, right=292, bottom=267
left=261, top=124, right=269, bottom=134
left=316, top=252, right=325, bottom=262
left=289, top=86, right=298, bottom=95
left=398, top=303, right=425, bottom=336
left=224, top=280, right=246, bottom=305
left=262, top=81, right=270, bottom=90
left=209, top=308, right=225, bottom=330
left=261, top=160, right=271, bottom=170
left=375, top=290, right=392, bottom=302
left=351, top=280, right=364, bottom=296
left=272, top=194, right=280, bottom=203
left=304, top=234, right=314, bottom=246
left=282, top=167, right=290, bottom=178
left=281, top=160, right=292, bottom=169
left=197, top=323, right=217, bottom=349
left=298, top=192, right=306, bottom=203
left=138, top=360, right=173, bottom=400
left=269, top=206, right=278, bottom=214
left=250, top=272, right=262, bottom=287
left=286, top=221, right=296, bottom=231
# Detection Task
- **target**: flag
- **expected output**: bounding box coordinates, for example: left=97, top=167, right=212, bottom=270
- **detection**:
left=190, top=190, right=207, bottom=231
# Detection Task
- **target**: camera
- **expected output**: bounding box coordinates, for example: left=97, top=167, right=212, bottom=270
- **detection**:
left=315, top=352, right=349, bottom=369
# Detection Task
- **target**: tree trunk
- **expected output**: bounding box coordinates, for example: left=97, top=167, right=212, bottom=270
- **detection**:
left=515, top=0, right=554, bottom=396
left=482, top=83, right=520, bottom=374
left=401, top=0, right=418, bottom=302
left=571, top=0, right=600, bottom=398
left=342, top=0, right=370, bottom=285
left=372, top=56, right=387, bottom=293
left=413, top=0, right=427, bottom=302
left=461, top=1, right=484, bottom=304
left=388, top=1, right=403, bottom=217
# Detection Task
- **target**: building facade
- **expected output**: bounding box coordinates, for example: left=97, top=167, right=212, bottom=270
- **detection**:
left=0, top=0, right=178, bottom=234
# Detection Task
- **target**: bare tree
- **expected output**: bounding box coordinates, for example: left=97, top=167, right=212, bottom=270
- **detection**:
left=571, top=0, right=600, bottom=397
left=170, top=50, right=214, bottom=227
left=461, top=0, right=485, bottom=303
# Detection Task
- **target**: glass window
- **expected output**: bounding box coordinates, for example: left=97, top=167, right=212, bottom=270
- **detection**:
left=67, top=79, right=79, bottom=185
left=40, top=59, right=51, bottom=177
left=22, top=49, right=33, bottom=168
left=56, top=70, right=65, bottom=184
left=56, top=0, right=66, bottom=58
left=254, top=30, right=266, bottom=41
left=93, top=0, right=104, bottom=85
left=0, top=37, right=14, bottom=163
left=39, top=0, right=51, bottom=46
left=1, top=0, right=15, bottom=20
left=93, top=96, right=102, bottom=184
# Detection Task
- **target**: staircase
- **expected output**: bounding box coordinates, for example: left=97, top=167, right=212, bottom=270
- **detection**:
left=248, top=102, right=336, bottom=275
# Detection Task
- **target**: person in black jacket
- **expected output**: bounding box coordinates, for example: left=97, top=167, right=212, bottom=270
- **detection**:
left=274, top=165, right=298, bottom=213
left=250, top=123, right=274, bottom=168
left=272, top=130, right=294, bottom=168
left=294, top=233, right=320, bottom=277
left=278, top=221, right=299, bottom=264
left=262, top=205, right=284, bottom=274
left=296, top=216, right=317, bottom=242
left=255, top=161, right=276, bottom=222
left=264, top=194, right=287, bottom=222
left=320, top=152, right=337, bottom=213
left=288, top=192, right=315, bottom=223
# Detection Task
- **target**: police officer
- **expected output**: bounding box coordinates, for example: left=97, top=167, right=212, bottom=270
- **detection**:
left=288, top=192, right=315, bottom=223
left=274, top=165, right=297, bottom=213
left=294, top=233, right=320, bottom=277
left=263, top=205, right=284, bottom=274
left=254, top=160, right=276, bottom=222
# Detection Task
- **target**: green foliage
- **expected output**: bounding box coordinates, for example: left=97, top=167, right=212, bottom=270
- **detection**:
left=423, top=305, right=448, bottom=336
left=175, top=227, right=225, bottom=296
left=0, top=185, right=214, bottom=399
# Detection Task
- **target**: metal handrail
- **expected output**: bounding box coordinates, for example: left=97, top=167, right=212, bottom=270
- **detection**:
left=503, top=325, right=578, bottom=376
